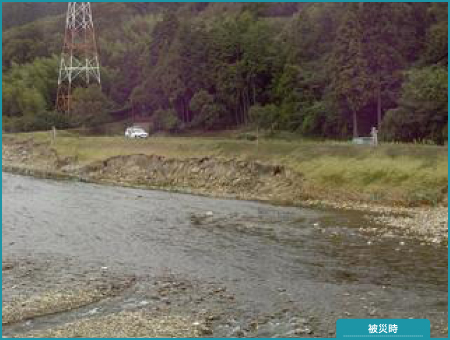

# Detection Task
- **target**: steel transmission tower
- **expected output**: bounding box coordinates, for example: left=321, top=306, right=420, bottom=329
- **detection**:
left=56, top=2, right=101, bottom=114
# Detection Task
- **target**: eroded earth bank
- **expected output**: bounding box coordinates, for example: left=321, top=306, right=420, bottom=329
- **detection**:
left=2, top=137, right=448, bottom=245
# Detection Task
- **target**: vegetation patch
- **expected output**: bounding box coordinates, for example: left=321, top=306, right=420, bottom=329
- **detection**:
left=3, top=133, right=448, bottom=207
left=2, top=3, right=447, bottom=144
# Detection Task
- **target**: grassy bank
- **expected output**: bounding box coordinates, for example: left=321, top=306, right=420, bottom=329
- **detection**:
left=3, top=131, right=448, bottom=206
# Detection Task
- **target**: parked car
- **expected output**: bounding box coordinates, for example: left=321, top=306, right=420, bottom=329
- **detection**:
left=125, top=127, right=148, bottom=139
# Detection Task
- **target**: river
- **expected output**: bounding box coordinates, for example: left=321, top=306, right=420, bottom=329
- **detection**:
left=2, top=172, right=448, bottom=337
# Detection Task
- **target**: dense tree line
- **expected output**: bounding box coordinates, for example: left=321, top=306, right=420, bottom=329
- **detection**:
left=2, top=3, right=447, bottom=143
left=2, top=3, right=66, bottom=30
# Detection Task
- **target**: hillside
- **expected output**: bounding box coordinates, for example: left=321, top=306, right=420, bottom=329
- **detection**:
left=2, top=2, right=66, bottom=30
left=2, top=3, right=448, bottom=144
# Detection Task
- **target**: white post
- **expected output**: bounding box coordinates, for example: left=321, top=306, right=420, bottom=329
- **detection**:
left=256, top=125, right=259, bottom=152
left=371, top=127, right=378, bottom=146
left=52, top=126, right=57, bottom=143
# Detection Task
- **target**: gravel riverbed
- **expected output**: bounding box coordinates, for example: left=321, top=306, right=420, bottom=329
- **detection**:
left=2, top=141, right=447, bottom=337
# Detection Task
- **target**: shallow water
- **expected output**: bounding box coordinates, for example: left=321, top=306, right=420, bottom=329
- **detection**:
left=2, top=172, right=448, bottom=337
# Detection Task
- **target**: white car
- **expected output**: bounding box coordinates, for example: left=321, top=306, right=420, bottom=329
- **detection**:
left=125, top=127, right=148, bottom=139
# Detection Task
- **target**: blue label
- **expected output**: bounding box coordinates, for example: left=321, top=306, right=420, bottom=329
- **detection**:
left=337, top=319, right=430, bottom=338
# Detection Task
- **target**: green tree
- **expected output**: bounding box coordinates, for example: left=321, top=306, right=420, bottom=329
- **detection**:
left=271, top=4, right=347, bottom=137
left=382, top=66, right=448, bottom=144
left=2, top=2, right=447, bottom=141
left=249, top=104, right=278, bottom=131
left=71, top=86, right=112, bottom=127
left=359, top=3, right=418, bottom=129
left=424, top=3, right=448, bottom=65
left=153, top=108, right=179, bottom=132
left=331, top=4, right=371, bottom=137
left=189, top=90, right=224, bottom=129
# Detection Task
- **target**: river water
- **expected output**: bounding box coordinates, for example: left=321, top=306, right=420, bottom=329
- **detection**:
left=2, top=172, right=448, bottom=337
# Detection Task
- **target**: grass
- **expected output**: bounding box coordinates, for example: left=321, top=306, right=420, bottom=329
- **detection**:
left=4, top=131, right=448, bottom=205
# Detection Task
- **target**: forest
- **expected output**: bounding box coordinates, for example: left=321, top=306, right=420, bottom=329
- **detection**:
left=2, top=2, right=448, bottom=143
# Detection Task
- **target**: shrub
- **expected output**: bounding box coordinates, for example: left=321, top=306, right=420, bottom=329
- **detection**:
left=153, top=108, right=180, bottom=132
left=70, top=85, right=112, bottom=128
left=249, top=104, right=278, bottom=130
left=189, top=90, right=224, bottom=130
left=2, top=111, right=70, bottom=133
left=381, top=66, right=447, bottom=144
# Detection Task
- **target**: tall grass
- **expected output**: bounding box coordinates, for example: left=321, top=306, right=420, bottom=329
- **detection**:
left=5, top=132, right=448, bottom=205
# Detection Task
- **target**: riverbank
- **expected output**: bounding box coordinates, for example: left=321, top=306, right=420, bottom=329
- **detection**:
left=3, top=173, right=448, bottom=337
left=2, top=132, right=448, bottom=244
left=2, top=256, right=221, bottom=338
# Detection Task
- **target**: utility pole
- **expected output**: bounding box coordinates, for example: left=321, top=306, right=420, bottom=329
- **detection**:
left=56, top=2, right=101, bottom=114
